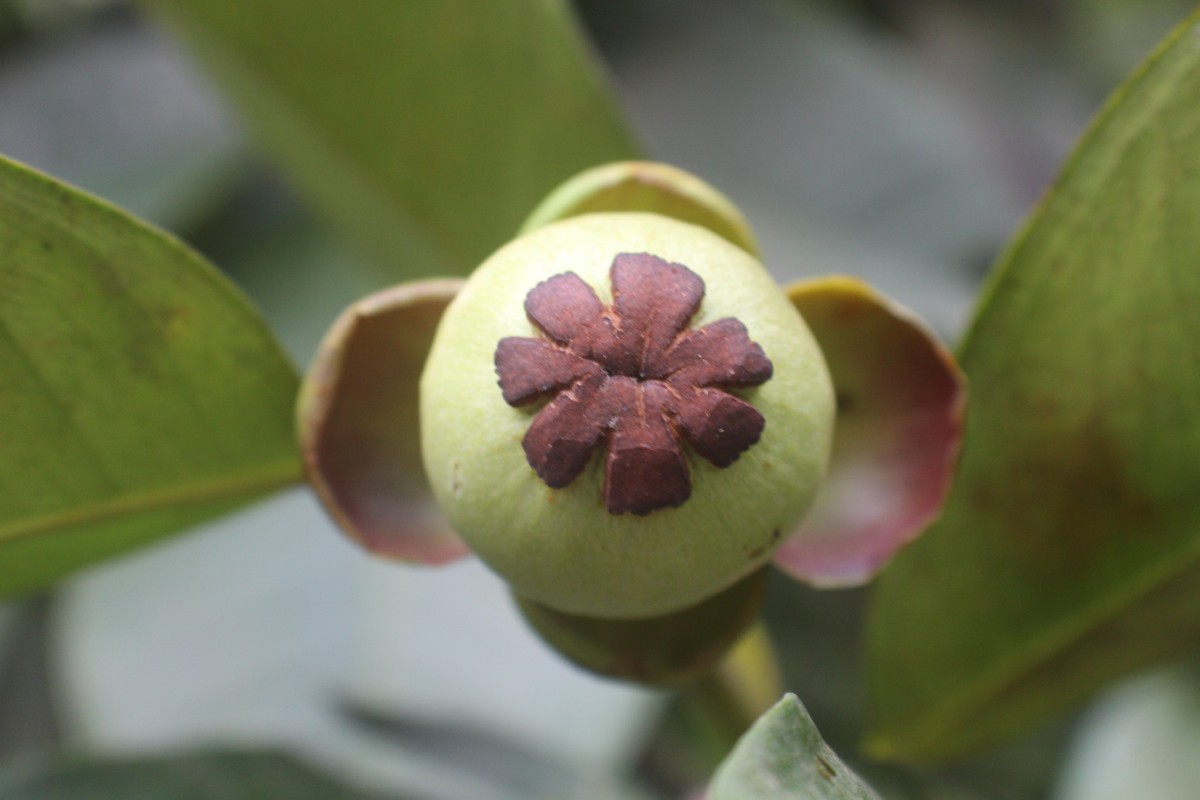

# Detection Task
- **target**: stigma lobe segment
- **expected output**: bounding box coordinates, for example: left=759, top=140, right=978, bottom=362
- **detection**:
left=495, top=338, right=603, bottom=406
left=609, top=253, right=705, bottom=376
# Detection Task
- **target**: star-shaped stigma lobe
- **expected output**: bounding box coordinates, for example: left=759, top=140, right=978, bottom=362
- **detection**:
left=494, top=252, right=774, bottom=515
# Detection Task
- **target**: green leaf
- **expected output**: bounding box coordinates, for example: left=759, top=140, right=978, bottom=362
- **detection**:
left=709, top=694, right=881, bottom=800
left=866, top=10, right=1200, bottom=761
left=0, top=749, right=387, bottom=799
left=0, top=155, right=300, bottom=599
left=140, top=0, right=639, bottom=276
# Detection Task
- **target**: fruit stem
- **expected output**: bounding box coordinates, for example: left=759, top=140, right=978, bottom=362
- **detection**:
left=682, top=621, right=782, bottom=753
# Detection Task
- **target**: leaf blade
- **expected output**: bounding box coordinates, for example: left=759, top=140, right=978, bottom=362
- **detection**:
left=140, top=0, right=639, bottom=275
left=709, top=694, right=880, bottom=800
left=0, top=154, right=300, bottom=597
left=866, top=9, right=1200, bottom=761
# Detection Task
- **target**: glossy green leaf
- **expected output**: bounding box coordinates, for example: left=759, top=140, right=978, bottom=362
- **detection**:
left=0, top=155, right=300, bottom=599
left=709, top=694, right=880, bottom=800
left=140, top=0, right=639, bottom=276
left=0, top=749, right=387, bottom=799
left=866, top=10, right=1200, bottom=761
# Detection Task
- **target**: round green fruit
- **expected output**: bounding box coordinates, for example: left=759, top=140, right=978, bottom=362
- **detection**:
left=420, top=212, right=834, bottom=618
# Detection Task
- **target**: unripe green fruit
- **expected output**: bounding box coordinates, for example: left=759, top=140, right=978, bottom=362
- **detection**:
left=421, top=212, right=834, bottom=618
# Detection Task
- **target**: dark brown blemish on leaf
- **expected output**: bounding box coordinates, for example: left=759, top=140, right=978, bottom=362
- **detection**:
left=815, top=753, right=837, bottom=781
left=495, top=253, right=773, bottom=515
left=973, top=414, right=1163, bottom=577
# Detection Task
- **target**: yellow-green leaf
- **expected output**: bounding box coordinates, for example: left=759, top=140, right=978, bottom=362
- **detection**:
left=866, top=10, right=1200, bottom=761
left=140, top=0, right=639, bottom=276
left=0, top=155, right=300, bottom=599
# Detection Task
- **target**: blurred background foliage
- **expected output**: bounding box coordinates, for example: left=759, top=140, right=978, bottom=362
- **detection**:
left=0, top=0, right=1197, bottom=798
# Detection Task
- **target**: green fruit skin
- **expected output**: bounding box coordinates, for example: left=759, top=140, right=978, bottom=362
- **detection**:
left=515, top=568, right=768, bottom=686
left=420, top=213, right=834, bottom=618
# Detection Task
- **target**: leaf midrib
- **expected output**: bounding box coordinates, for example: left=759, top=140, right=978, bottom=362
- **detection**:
left=868, top=526, right=1200, bottom=759
left=0, top=458, right=303, bottom=544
